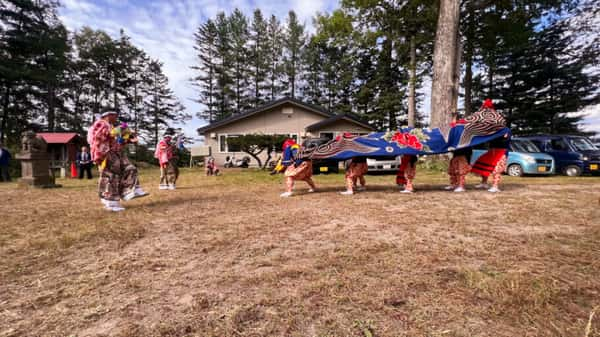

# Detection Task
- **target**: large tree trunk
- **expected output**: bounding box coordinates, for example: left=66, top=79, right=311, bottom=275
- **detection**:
left=429, top=0, right=461, bottom=128
left=451, top=36, right=462, bottom=114
left=408, top=35, right=417, bottom=128
left=463, top=1, right=475, bottom=116
left=1, top=84, right=10, bottom=143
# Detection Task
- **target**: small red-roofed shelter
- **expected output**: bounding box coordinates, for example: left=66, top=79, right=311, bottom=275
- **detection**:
left=37, top=133, right=84, bottom=177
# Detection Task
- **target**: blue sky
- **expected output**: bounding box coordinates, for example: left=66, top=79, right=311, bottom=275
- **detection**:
left=58, top=0, right=339, bottom=142
left=58, top=0, right=599, bottom=139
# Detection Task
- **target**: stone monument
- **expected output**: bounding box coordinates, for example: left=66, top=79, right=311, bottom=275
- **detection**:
left=16, top=131, right=60, bottom=188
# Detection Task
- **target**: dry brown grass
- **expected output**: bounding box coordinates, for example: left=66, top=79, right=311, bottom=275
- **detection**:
left=1, top=168, right=599, bottom=337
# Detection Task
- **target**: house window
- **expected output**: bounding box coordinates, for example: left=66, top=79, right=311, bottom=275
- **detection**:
left=319, top=132, right=335, bottom=140
left=274, top=134, right=298, bottom=142
left=219, top=135, right=227, bottom=152
left=218, top=134, right=241, bottom=152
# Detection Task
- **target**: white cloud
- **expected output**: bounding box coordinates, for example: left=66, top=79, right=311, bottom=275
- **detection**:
left=59, top=0, right=339, bottom=143
left=59, top=0, right=599, bottom=141
left=578, top=104, right=600, bottom=134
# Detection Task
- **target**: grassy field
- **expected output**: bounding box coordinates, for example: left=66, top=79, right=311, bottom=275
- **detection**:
left=1, top=168, right=599, bottom=337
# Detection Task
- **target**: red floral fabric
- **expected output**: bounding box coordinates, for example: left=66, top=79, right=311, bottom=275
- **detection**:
left=391, top=132, right=424, bottom=150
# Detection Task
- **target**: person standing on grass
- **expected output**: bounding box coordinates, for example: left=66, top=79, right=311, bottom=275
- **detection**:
left=88, top=110, right=148, bottom=212
left=155, top=131, right=179, bottom=190
left=341, top=156, right=368, bottom=195
left=205, top=156, right=220, bottom=176
left=397, top=155, right=418, bottom=193
left=277, top=138, right=316, bottom=198
left=0, top=142, right=11, bottom=182
left=446, top=147, right=473, bottom=193
left=76, top=146, right=93, bottom=179
left=471, top=133, right=510, bottom=193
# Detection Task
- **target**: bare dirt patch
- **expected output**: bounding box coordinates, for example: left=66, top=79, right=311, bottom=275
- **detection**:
left=1, top=169, right=599, bottom=337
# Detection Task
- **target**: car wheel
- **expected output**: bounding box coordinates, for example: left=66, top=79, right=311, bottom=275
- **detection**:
left=507, top=164, right=523, bottom=177
left=564, top=165, right=582, bottom=177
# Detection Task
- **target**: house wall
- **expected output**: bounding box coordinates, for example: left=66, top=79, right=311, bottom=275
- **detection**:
left=203, top=104, right=373, bottom=167
left=203, top=104, right=324, bottom=166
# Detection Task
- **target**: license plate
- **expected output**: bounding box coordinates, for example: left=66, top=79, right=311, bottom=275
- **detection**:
left=537, top=166, right=547, bottom=172
left=319, top=167, right=329, bottom=172
left=383, top=164, right=392, bottom=170
left=591, top=164, right=599, bottom=170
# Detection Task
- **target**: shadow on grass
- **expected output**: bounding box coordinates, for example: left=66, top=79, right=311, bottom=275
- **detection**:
left=294, top=183, right=528, bottom=194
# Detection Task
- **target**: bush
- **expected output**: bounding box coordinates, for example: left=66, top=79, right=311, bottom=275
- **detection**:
left=418, top=154, right=450, bottom=172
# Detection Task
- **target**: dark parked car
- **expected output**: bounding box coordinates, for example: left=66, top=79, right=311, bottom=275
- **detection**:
left=302, top=138, right=339, bottom=174
left=520, top=134, right=600, bottom=176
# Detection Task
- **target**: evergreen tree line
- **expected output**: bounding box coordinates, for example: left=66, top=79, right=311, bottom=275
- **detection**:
left=0, top=0, right=190, bottom=147
left=193, top=1, right=599, bottom=134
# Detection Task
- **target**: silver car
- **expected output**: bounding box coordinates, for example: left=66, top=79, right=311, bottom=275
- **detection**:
left=366, top=156, right=401, bottom=173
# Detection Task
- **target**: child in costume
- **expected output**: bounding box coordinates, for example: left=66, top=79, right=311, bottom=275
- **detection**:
left=397, top=154, right=418, bottom=193
left=446, top=147, right=473, bottom=192
left=155, top=131, right=179, bottom=190
left=205, top=156, right=220, bottom=176
left=341, top=157, right=368, bottom=195
left=87, top=110, right=148, bottom=211
left=471, top=134, right=510, bottom=193
left=277, top=138, right=316, bottom=197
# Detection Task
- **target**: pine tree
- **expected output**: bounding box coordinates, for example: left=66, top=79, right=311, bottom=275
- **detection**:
left=308, top=10, right=356, bottom=114
left=214, top=12, right=234, bottom=119
left=124, top=49, right=150, bottom=136
left=302, top=37, right=325, bottom=107
left=265, top=14, right=284, bottom=100
left=73, top=27, right=114, bottom=118
left=142, top=60, right=189, bottom=146
left=282, top=11, right=305, bottom=98
left=0, top=0, right=68, bottom=141
left=229, top=9, right=250, bottom=113
left=192, top=19, right=219, bottom=122
left=249, top=9, right=269, bottom=107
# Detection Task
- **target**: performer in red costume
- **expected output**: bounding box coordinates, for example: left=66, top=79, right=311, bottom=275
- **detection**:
left=446, top=111, right=473, bottom=192
left=341, top=157, right=368, bottom=195
left=277, top=139, right=317, bottom=197
left=470, top=99, right=510, bottom=193
left=396, top=155, right=418, bottom=193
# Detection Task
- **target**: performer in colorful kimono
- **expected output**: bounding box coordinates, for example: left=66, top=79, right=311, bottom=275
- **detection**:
left=471, top=134, right=510, bottom=193
left=341, top=156, right=368, bottom=195
left=88, top=110, right=148, bottom=211
left=155, top=131, right=179, bottom=190
left=446, top=147, right=473, bottom=192
left=397, top=155, right=418, bottom=193
left=277, top=138, right=316, bottom=197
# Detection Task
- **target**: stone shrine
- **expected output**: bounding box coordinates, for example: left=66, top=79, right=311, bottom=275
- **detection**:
left=16, top=131, right=60, bottom=188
